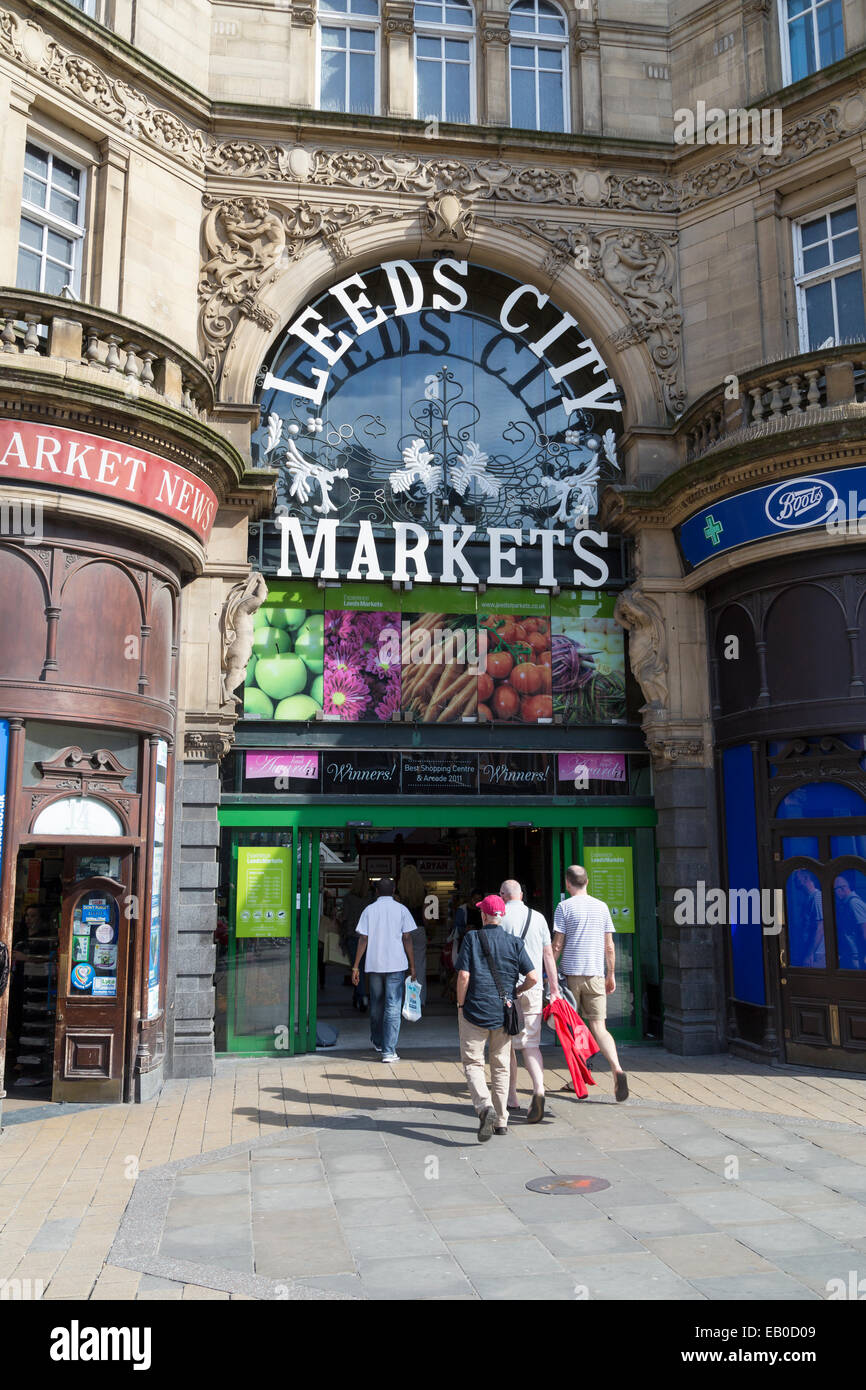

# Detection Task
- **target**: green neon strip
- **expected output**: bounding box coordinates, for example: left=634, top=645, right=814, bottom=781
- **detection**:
left=219, top=805, right=657, bottom=830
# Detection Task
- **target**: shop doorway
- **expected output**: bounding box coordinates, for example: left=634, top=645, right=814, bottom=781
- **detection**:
left=773, top=826, right=866, bottom=1072
left=216, top=806, right=659, bottom=1057
left=4, top=846, right=134, bottom=1106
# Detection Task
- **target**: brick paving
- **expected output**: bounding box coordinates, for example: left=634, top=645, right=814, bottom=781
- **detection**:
left=1, top=1046, right=864, bottom=1301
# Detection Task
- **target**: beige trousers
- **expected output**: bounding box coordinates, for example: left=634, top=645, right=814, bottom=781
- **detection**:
left=458, top=1012, right=511, bottom=1128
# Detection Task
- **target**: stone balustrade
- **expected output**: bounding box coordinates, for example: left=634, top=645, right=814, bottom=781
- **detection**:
left=683, top=346, right=866, bottom=464
left=0, top=290, right=213, bottom=420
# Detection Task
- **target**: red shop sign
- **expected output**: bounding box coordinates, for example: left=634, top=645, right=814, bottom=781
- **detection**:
left=0, top=420, right=217, bottom=543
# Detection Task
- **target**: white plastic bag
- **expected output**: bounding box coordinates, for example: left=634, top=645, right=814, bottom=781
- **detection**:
left=402, top=977, right=422, bottom=1022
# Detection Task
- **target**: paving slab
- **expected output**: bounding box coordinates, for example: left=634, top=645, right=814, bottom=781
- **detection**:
left=558, top=1251, right=707, bottom=1300
left=356, top=1253, right=475, bottom=1299
left=642, top=1232, right=774, bottom=1277
left=725, top=1221, right=852, bottom=1258
left=689, top=1272, right=822, bottom=1300
left=602, top=1202, right=714, bottom=1237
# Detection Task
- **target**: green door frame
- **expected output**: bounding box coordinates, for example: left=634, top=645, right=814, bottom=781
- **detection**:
left=219, top=803, right=657, bottom=1055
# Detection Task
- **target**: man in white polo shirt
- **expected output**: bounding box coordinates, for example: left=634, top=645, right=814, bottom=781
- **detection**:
left=552, top=864, right=628, bottom=1102
left=500, top=880, right=560, bottom=1125
left=352, top=877, right=416, bottom=1063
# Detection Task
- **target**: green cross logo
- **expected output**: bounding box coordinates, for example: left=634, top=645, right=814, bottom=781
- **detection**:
left=704, top=514, right=724, bottom=547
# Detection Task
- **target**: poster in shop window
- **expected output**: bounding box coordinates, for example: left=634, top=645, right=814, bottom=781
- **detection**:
left=551, top=590, right=627, bottom=725
left=237, top=845, right=292, bottom=938
left=584, top=847, right=635, bottom=933
left=478, top=589, right=552, bottom=725
left=244, top=580, right=324, bottom=721
left=323, top=583, right=401, bottom=721
left=401, top=585, right=478, bottom=724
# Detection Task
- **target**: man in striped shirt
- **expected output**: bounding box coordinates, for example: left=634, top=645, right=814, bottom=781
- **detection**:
left=552, top=864, right=628, bottom=1102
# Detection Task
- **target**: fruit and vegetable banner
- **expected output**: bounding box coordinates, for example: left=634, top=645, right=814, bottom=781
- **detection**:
left=245, top=581, right=324, bottom=720
left=401, top=585, right=479, bottom=724
left=584, top=846, right=635, bottom=933
left=323, top=583, right=401, bottom=721
left=551, top=590, right=627, bottom=725
left=478, top=590, right=552, bottom=725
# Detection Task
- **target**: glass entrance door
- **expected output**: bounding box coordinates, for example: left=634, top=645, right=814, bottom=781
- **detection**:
left=776, top=831, right=866, bottom=1070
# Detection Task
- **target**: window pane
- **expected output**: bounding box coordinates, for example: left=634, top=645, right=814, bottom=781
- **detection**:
left=446, top=2, right=473, bottom=25
left=18, top=216, right=43, bottom=251
left=321, top=26, right=346, bottom=47
left=49, top=189, right=80, bottom=223
left=351, top=0, right=378, bottom=13
left=415, top=2, right=441, bottom=20
left=787, top=13, right=815, bottom=80
left=417, top=55, right=442, bottom=118
left=320, top=0, right=350, bottom=11
left=776, top=781, right=866, bottom=818
left=802, top=240, right=831, bottom=274
left=835, top=269, right=866, bottom=344
left=800, top=215, right=827, bottom=247
left=817, top=0, right=845, bottom=67
left=321, top=49, right=347, bottom=109
left=787, top=0, right=810, bottom=13
left=831, top=231, right=859, bottom=263
left=46, top=228, right=74, bottom=262
left=43, top=260, right=72, bottom=296
left=538, top=47, right=559, bottom=68
left=444, top=57, right=470, bottom=121
left=444, top=37, right=469, bottom=58
left=24, top=144, right=48, bottom=178
left=830, top=205, right=857, bottom=235
left=786, top=869, right=826, bottom=968
left=349, top=50, right=375, bottom=113
left=16, top=247, right=42, bottom=291
left=351, top=27, right=376, bottom=49
left=833, top=870, right=866, bottom=970
left=804, top=278, right=835, bottom=348
left=52, top=157, right=81, bottom=199
left=22, top=173, right=47, bottom=208
left=417, top=35, right=441, bottom=55
left=782, top=836, right=820, bottom=859
left=511, top=65, right=536, bottom=128
left=510, top=10, right=534, bottom=31
left=831, top=835, right=866, bottom=858
left=539, top=69, right=564, bottom=130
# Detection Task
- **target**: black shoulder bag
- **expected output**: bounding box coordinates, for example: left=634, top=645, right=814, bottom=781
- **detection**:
left=478, top=929, right=523, bottom=1036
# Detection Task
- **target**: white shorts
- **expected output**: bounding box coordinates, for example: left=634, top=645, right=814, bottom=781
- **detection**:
left=514, top=982, right=543, bottom=1049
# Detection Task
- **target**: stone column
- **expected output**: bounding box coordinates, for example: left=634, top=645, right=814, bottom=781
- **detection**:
left=614, top=546, right=724, bottom=1056
left=383, top=2, right=415, bottom=120
left=742, top=0, right=772, bottom=100
left=479, top=13, right=510, bottom=127
left=850, top=154, right=866, bottom=274
left=573, top=27, right=601, bottom=135
left=753, top=190, right=788, bottom=360
left=843, top=0, right=866, bottom=57
left=92, top=136, right=129, bottom=314
left=289, top=0, right=317, bottom=108
left=0, top=79, right=33, bottom=284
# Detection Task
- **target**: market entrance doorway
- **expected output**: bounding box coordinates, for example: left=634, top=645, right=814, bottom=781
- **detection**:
left=216, top=806, right=659, bottom=1056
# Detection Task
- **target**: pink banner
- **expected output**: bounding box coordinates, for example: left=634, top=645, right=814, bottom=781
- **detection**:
left=558, top=753, right=626, bottom=783
left=245, top=751, right=319, bottom=780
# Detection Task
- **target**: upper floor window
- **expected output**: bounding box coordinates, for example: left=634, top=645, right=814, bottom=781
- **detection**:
left=414, top=0, right=475, bottom=125
left=319, top=0, right=379, bottom=116
left=67, top=0, right=97, bottom=14
left=16, top=141, right=86, bottom=297
left=793, top=203, right=866, bottom=351
left=509, top=0, right=567, bottom=132
left=782, top=0, right=844, bottom=84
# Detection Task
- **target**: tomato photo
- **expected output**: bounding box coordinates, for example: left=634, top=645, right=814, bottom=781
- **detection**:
left=521, top=694, right=552, bottom=722
left=486, top=650, right=514, bottom=681
left=510, top=662, right=542, bottom=696
left=493, top=684, right=521, bottom=719
left=477, top=672, right=494, bottom=702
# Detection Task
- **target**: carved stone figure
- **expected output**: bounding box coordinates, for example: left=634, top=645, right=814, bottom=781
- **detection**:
left=614, top=588, right=669, bottom=710
left=221, top=572, right=269, bottom=706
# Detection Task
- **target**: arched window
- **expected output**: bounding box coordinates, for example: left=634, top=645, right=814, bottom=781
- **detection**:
left=509, top=0, right=568, bottom=133
left=414, top=0, right=475, bottom=125
left=318, top=0, right=379, bottom=116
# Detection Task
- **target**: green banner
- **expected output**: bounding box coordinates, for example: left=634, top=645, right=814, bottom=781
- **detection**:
left=407, top=584, right=477, bottom=615
left=584, top=846, right=635, bottom=933
left=481, top=588, right=550, bottom=616
left=237, top=845, right=291, bottom=938
left=327, top=582, right=399, bottom=612
left=551, top=589, right=617, bottom=619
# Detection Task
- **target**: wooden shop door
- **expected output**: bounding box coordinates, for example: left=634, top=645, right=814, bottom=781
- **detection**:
left=53, top=864, right=133, bottom=1102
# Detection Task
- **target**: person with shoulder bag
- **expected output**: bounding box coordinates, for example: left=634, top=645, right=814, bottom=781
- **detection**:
left=500, top=880, right=561, bottom=1125
left=455, top=894, right=537, bottom=1141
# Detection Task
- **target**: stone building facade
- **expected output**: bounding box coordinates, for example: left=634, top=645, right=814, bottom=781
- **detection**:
left=0, top=0, right=865, bottom=1103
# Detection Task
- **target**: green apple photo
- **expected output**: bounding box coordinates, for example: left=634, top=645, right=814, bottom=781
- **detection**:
left=243, top=600, right=325, bottom=719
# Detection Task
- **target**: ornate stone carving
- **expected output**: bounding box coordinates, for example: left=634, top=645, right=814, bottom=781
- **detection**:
left=385, top=16, right=414, bottom=35
left=198, top=196, right=388, bottom=378
left=574, top=32, right=600, bottom=55
left=220, top=571, right=269, bottom=707
left=646, top=737, right=704, bottom=766
left=481, top=25, right=510, bottom=44
left=501, top=219, right=684, bottom=416
left=423, top=192, right=474, bottom=240
left=614, top=589, right=669, bottom=710
left=184, top=731, right=235, bottom=761
left=290, top=1, right=316, bottom=26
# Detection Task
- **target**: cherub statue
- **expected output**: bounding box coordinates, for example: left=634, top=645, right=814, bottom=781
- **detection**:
left=221, top=571, right=268, bottom=706
left=613, top=588, right=669, bottom=710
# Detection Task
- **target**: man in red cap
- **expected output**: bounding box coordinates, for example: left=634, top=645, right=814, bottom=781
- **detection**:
left=455, top=894, right=537, bottom=1141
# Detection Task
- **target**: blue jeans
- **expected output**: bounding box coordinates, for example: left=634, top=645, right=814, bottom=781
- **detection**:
left=368, top=971, right=405, bottom=1055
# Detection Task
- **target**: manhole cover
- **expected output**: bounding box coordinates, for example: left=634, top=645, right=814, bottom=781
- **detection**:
left=525, top=1175, right=611, bottom=1195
